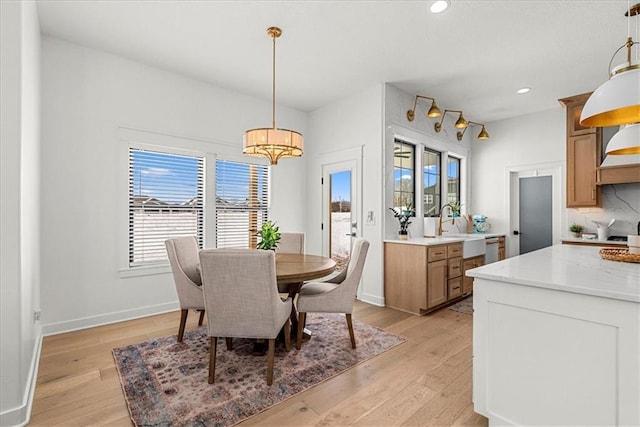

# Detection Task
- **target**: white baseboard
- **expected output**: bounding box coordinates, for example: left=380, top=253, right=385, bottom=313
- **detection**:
left=42, top=301, right=180, bottom=336
left=0, top=333, right=42, bottom=427
left=358, top=292, right=385, bottom=307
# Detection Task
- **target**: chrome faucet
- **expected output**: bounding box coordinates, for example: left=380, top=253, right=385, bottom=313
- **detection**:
left=438, top=203, right=455, bottom=236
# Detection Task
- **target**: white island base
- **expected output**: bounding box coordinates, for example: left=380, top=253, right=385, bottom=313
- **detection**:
left=469, top=245, right=640, bottom=426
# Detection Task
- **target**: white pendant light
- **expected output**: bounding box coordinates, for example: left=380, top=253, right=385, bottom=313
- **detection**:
left=605, top=123, right=640, bottom=155
left=580, top=60, right=640, bottom=127
left=580, top=3, right=640, bottom=127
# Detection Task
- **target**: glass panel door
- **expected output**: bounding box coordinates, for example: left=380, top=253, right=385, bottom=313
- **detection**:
left=330, top=170, right=352, bottom=270
left=322, top=159, right=357, bottom=271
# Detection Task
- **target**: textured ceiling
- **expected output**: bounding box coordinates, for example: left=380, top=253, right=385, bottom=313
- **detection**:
left=36, top=0, right=634, bottom=124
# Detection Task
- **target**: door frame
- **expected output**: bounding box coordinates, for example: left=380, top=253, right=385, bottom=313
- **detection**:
left=318, top=147, right=363, bottom=259
left=506, top=162, right=564, bottom=257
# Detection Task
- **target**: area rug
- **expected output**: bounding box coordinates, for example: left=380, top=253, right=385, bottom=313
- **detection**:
left=113, top=313, right=405, bottom=426
left=447, top=296, right=474, bottom=315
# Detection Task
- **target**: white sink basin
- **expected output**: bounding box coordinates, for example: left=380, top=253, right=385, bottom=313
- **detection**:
left=422, top=234, right=487, bottom=258
left=461, top=236, right=486, bottom=258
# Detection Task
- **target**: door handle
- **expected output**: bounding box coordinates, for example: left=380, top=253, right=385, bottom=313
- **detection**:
left=513, top=230, right=521, bottom=236
left=345, top=232, right=356, bottom=237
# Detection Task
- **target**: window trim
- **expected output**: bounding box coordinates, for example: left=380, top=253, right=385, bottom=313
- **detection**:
left=118, top=128, right=272, bottom=278
left=127, top=147, right=205, bottom=268
left=392, top=139, right=416, bottom=212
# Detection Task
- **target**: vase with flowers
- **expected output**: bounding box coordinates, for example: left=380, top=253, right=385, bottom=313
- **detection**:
left=389, top=205, right=415, bottom=240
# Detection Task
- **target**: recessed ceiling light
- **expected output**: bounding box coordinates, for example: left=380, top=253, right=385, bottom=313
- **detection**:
left=517, top=87, right=531, bottom=94
left=430, top=1, right=450, bottom=14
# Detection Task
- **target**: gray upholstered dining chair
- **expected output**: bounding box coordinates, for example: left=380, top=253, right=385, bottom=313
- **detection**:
left=277, top=232, right=304, bottom=254
left=275, top=232, right=305, bottom=293
left=295, top=238, right=370, bottom=350
left=199, top=248, right=292, bottom=386
left=165, top=236, right=205, bottom=342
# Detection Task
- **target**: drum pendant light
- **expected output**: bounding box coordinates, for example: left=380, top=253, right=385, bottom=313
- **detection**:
left=243, top=27, right=303, bottom=165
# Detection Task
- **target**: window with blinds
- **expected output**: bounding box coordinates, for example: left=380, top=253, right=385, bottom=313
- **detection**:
left=215, top=160, right=270, bottom=249
left=128, top=148, right=204, bottom=267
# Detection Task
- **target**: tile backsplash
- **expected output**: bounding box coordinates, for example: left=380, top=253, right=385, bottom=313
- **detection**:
left=567, top=183, right=640, bottom=236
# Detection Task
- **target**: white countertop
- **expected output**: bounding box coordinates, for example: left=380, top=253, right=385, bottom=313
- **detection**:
left=384, top=232, right=504, bottom=246
left=467, top=244, right=640, bottom=303
left=562, top=236, right=627, bottom=246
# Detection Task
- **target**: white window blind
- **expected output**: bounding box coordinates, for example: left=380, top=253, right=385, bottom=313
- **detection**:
left=215, top=160, right=270, bottom=249
left=128, top=148, right=204, bottom=267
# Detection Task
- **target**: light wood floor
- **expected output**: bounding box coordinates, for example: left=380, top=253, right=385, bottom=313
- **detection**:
left=30, top=301, right=488, bottom=426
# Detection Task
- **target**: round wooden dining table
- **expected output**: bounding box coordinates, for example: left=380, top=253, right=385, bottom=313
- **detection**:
left=275, top=253, right=336, bottom=342
left=275, top=253, right=336, bottom=285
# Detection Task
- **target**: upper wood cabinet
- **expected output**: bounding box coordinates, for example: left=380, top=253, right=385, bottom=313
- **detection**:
left=559, top=93, right=602, bottom=208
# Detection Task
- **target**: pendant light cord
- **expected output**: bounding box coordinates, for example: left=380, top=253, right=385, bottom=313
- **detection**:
left=272, top=33, right=276, bottom=130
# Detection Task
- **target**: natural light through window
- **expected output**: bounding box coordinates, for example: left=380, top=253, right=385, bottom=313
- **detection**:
left=215, top=160, right=270, bottom=249
left=128, top=148, right=204, bottom=267
left=393, top=140, right=414, bottom=211
left=423, top=148, right=441, bottom=216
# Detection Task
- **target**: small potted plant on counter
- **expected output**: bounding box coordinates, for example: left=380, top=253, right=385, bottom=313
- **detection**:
left=569, top=223, right=584, bottom=238
left=389, top=205, right=415, bottom=240
left=450, top=201, right=461, bottom=218
left=257, top=220, right=281, bottom=250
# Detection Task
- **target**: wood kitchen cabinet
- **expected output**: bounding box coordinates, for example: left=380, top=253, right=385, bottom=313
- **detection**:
left=463, top=255, right=484, bottom=295
left=447, top=245, right=463, bottom=300
left=384, top=243, right=426, bottom=315
left=559, top=93, right=602, bottom=208
left=384, top=241, right=466, bottom=314
left=427, top=259, right=448, bottom=308
left=498, top=236, right=506, bottom=261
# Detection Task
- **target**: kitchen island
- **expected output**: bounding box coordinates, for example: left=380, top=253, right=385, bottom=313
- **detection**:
left=468, top=244, right=640, bottom=426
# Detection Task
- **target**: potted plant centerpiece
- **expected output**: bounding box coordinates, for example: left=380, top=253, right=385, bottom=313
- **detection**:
left=569, top=223, right=584, bottom=238
left=257, top=220, right=281, bottom=250
left=389, top=205, right=415, bottom=240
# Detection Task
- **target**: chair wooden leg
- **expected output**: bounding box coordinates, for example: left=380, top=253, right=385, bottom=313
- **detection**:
left=284, top=319, right=291, bottom=352
left=208, top=337, right=217, bottom=384
left=346, top=313, right=356, bottom=349
left=266, top=339, right=275, bottom=386
left=177, top=309, right=188, bottom=342
left=296, top=312, right=306, bottom=350
left=198, top=310, right=205, bottom=326
left=225, top=337, right=233, bottom=350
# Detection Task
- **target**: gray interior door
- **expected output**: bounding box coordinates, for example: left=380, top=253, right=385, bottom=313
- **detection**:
left=519, top=176, right=552, bottom=254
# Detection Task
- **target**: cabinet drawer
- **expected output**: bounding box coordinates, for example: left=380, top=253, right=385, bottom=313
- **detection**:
left=448, top=277, right=462, bottom=299
left=448, top=257, right=462, bottom=278
left=428, top=245, right=447, bottom=262
left=447, top=243, right=463, bottom=258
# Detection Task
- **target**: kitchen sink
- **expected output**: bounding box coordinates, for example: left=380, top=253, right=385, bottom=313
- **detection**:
left=443, top=234, right=487, bottom=258
left=422, top=234, right=487, bottom=258
left=461, top=236, right=486, bottom=258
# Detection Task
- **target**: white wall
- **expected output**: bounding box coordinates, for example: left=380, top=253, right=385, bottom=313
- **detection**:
left=40, top=37, right=307, bottom=333
left=305, top=85, right=385, bottom=306
left=473, top=106, right=640, bottom=252
left=384, top=84, right=472, bottom=238
left=0, top=0, right=42, bottom=424
left=471, top=108, right=566, bottom=253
